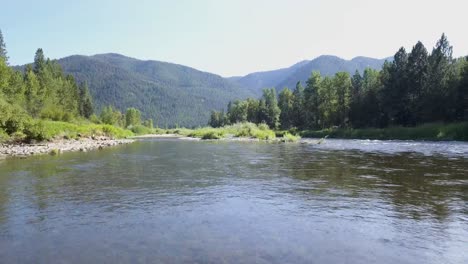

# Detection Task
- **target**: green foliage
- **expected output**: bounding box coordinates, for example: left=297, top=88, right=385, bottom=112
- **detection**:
left=79, top=82, right=94, bottom=118
left=23, top=120, right=133, bottom=141
left=278, top=87, right=294, bottom=129
left=125, top=107, right=141, bottom=127
left=213, top=34, right=468, bottom=141
left=0, top=32, right=136, bottom=143
left=0, top=29, right=8, bottom=62
left=129, top=125, right=152, bottom=135
left=182, top=122, right=276, bottom=140
left=281, top=132, right=301, bottom=142
left=300, top=122, right=468, bottom=141
left=230, top=123, right=275, bottom=140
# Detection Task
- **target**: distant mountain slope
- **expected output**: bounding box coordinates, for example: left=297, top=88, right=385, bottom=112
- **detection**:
left=276, top=55, right=388, bottom=90
left=231, top=60, right=310, bottom=96
left=229, top=55, right=389, bottom=93
left=58, top=53, right=253, bottom=127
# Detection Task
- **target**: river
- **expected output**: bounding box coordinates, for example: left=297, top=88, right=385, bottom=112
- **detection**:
left=0, top=138, right=467, bottom=263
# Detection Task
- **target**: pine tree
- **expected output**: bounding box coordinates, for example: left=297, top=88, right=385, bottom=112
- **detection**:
left=304, top=72, right=321, bottom=129
left=380, top=47, right=409, bottom=125
left=259, top=88, right=280, bottom=129
left=407, top=41, right=429, bottom=124
left=292, top=81, right=305, bottom=128
left=33, top=48, right=46, bottom=74
left=278, top=87, right=294, bottom=129
left=333, top=72, right=352, bottom=127
left=0, top=29, right=8, bottom=63
left=79, top=82, right=94, bottom=118
left=424, top=33, right=454, bottom=122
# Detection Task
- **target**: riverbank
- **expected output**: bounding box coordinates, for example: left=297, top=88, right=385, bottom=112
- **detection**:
left=0, top=137, right=134, bottom=158
left=299, top=122, right=468, bottom=141
left=141, top=122, right=468, bottom=142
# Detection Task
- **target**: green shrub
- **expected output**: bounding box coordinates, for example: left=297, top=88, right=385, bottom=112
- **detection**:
left=281, top=132, right=301, bottom=142
left=0, top=129, right=8, bottom=142
left=130, top=125, right=152, bottom=135
left=24, top=120, right=50, bottom=141
left=201, top=131, right=225, bottom=139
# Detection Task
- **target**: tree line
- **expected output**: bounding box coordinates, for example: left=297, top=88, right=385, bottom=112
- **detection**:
left=0, top=29, right=151, bottom=139
left=210, top=34, right=468, bottom=130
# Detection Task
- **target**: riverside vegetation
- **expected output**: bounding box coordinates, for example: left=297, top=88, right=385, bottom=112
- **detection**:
left=0, top=29, right=156, bottom=146
left=1, top=30, right=467, bottom=145
left=209, top=34, right=468, bottom=141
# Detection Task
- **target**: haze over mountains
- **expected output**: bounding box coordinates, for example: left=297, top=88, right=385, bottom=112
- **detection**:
left=26, top=53, right=388, bottom=127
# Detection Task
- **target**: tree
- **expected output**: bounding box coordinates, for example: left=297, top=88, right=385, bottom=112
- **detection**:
left=209, top=110, right=226, bottom=128
left=304, top=72, right=321, bottom=129
left=333, top=72, right=352, bottom=127
left=228, top=100, right=248, bottom=124
left=455, top=57, right=468, bottom=121
left=380, top=47, right=409, bottom=125
left=246, top=98, right=260, bottom=124
left=24, top=66, right=41, bottom=117
left=349, top=71, right=362, bottom=127
left=79, top=82, right=94, bottom=118
left=423, top=33, right=454, bottom=122
left=406, top=41, right=429, bottom=124
left=33, top=48, right=46, bottom=74
left=259, top=88, right=280, bottom=129
left=125, top=107, right=141, bottom=127
left=0, top=29, right=7, bottom=63
left=278, top=87, right=295, bottom=129
left=292, top=81, right=305, bottom=128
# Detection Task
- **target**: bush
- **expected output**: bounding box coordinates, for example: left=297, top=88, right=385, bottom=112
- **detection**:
left=201, top=131, right=225, bottom=139
left=130, top=125, right=152, bottom=135
left=0, top=129, right=8, bottom=142
left=281, top=132, right=301, bottom=142
left=24, top=120, right=50, bottom=141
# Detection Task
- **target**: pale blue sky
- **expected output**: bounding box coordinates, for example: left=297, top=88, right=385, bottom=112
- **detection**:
left=1, top=0, right=467, bottom=76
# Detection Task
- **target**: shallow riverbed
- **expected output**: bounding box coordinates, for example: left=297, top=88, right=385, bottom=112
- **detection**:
left=0, top=138, right=467, bottom=263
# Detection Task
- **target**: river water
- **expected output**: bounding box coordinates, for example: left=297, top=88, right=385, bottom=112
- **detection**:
left=0, top=138, right=467, bottom=263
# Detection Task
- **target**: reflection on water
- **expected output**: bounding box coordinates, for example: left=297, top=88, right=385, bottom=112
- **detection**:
left=0, top=139, right=467, bottom=263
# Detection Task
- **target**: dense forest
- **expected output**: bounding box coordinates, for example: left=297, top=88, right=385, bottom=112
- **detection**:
left=0, top=29, right=152, bottom=141
left=210, top=34, right=468, bottom=130
left=0, top=29, right=93, bottom=138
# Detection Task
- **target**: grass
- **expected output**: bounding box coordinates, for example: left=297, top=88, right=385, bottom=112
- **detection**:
left=159, top=122, right=277, bottom=140
left=300, top=122, right=468, bottom=141
left=0, top=120, right=135, bottom=143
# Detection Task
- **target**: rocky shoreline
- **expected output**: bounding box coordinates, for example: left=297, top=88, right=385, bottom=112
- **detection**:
left=0, top=137, right=134, bottom=158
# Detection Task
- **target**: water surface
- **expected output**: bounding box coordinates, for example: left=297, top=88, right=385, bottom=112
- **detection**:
left=0, top=139, right=467, bottom=263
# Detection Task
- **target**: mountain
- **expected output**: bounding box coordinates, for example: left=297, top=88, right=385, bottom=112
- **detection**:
left=57, top=53, right=254, bottom=128
left=230, top=60, right=310, bottom=96
left=20, top=53, right=389, bottom=127
left=230, top=55, right=389, bottom=94
left=276, top=55, right=388, bottom=90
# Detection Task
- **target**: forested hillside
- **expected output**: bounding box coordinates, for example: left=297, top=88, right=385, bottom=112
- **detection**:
left=211, top=34, right=468, bottom=134
left=58, top=54, right=253, bottom=128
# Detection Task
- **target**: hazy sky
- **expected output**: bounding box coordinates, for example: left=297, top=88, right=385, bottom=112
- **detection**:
left=1, top=0, right=466, bottom=76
